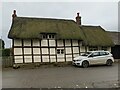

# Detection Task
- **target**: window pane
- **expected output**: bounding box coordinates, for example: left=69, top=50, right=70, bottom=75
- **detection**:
left=57, top=49, right=60, bottom=54
left=93, top=52, right=100, bottom=56
left=49, top=35, right=51, bottom=38
left=52, top=35, right=54, bottom=38
left=43, top=35, right=47, bottom=39
left=61, top=50, right=64, bottom=54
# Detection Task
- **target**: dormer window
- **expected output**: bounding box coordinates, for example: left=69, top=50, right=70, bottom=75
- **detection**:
left=41, top=33, right=56, bottom=39
left=42, top=34, right=47, bottom=39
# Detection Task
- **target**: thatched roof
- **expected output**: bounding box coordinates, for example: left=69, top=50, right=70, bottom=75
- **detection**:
left=8, top=17, right=86, bottom=40
left=80, top=26, right=114, bottom=46
left=8, top=17, right=114, bottom=46
left=107, top=31, right=120, bottom=45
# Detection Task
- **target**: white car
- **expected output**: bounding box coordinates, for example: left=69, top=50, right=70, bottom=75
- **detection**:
left=72, top=51, right=114, bottom=68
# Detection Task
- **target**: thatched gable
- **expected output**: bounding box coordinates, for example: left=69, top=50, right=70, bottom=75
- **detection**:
left=8, top=17, right=86, bottom=40
left=107, top=31, right=120, bottom=45
left=80, top=26, right=114, bottom=46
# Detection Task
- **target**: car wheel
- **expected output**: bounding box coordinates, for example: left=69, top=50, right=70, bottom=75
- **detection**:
left=106, top=59, right=113, bottom=66
left=82, top=61, right=89, bottom=68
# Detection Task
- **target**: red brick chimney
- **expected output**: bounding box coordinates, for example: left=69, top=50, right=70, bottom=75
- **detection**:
left=76, top=12, right=81, bottom=25
left=12, top=10, right=17, bottom=21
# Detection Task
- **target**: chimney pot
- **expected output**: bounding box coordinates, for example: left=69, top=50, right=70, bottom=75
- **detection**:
left=77, top=13, right=79, bottom=16
left=76, top=12, right=81, bottom=25
left=12, top=10, right=17, bottom=21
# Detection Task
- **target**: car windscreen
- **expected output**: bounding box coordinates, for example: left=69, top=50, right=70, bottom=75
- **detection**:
left=81, top=52, right=91, bottom=56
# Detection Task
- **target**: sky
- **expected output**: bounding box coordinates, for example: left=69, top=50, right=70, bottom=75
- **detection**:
left=1, top=1, right=119, bottom=48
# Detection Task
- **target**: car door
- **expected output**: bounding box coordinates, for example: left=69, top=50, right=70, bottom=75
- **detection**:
left=89, top=52, right=102, bottom=65
left=99, top=52, right=109, bottom=64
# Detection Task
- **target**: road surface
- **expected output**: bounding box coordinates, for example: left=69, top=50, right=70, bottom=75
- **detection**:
left=2, top=63, right=119, bottom=88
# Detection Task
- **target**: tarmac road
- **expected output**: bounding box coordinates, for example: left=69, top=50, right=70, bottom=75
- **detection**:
left=2, top=63, right=119, bottom=88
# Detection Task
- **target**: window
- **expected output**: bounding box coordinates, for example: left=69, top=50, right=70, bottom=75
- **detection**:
left=42, top=34, right=47, bottom=39
left=89, top=46, right=98, bottom=51
left=57, top=49, right=64, bottom=54
left=92, top=52, right=100, bottom=57
left=100, top=52, right=109, bottom=56
left=101, top=46, right=107, bottom=51
left=42, top=34, right=55, bottom=39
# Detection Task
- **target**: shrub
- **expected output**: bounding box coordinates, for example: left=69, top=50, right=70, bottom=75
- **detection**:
left=1, top=48, right=11, bottom=57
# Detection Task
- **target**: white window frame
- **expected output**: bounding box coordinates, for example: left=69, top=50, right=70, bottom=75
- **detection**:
left=42, top=34, right=55, bottom=39
left=57, top=49, right=64, bottom=54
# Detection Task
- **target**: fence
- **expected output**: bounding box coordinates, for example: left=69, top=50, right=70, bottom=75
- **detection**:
left=2, top=56, right=13, bottom=68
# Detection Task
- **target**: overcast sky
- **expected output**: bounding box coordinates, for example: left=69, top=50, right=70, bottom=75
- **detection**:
left=1, top=1, right=119, bottom=48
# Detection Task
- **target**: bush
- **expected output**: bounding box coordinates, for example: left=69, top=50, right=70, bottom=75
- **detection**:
left=1, top=48, right=11, bottom=57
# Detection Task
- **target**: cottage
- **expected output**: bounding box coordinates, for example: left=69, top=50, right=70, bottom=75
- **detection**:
left=108, top=31, right=120, bottom=59
left=8, top=10, right=114, bottom=64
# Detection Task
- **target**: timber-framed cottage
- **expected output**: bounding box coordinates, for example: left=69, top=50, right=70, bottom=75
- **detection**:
left=8, top=10, right=114, bottom=64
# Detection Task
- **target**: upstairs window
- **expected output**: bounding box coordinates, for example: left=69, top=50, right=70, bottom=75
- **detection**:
left=48, top=34, right=55, bottom=39
left=41, top=33, right=56, bottom=39
left=42, top=34, right=47, bottom=39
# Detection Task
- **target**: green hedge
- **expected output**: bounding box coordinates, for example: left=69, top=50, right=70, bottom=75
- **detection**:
left=0, top=48, right=11, bottom=57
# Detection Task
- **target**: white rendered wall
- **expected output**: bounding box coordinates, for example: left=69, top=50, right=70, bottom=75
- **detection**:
left=34, top=56, right=41, bottom=62
left=107, top=47, right=111, bottom=52
left=65, top=47, right=71, bottom=54
left=50, top=48, right=55, bottom=54
left=14, top=56, right=23, bottom=63
left=42, top=56, right=49, bottom=62
left=72, top=40, right=78, bottom=46
left=13, top=39, right=86, bottom=63
left=33, top=48, right=40, bottom=54
left=24, top=56, right=32, bottom=63
left=57, top=40, right=63, bottom=46
left=14, top=39, right=22, bottom=46
left=66, top=55, right=72, bottom=61
left=80, top=46, right=85, bottom=52
left=24, top=48, right=31, bottom=54
left=65, top=40, right=71, bottom=46
left=49, top=40, right=55, bottom=46
left=33, top=39, right=40, bottom=46
left=14, top=48, right=22, bottom=55
left=24, top=40, right=31, bottom=46
left=50, top=56, right=56, bottom=62
left=41, top=40, right=48, bottom=46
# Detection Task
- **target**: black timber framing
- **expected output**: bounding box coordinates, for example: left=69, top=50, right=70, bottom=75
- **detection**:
left=22, top=39, right=25, bottom=63
left=63, top=39, right=66, bottom=62
left=13, top=53, right=80, bottom=57
left=55, top=40, right=57, bottom=62
left=71, top=39, right=74, bottom=59
left=13, top=45, right=80, bottom=48
left=47, top=39, right=51, bottom=62
left=39, top=40, right=42, bottom=62
left=78, top=40, right=81, bottom=55
left=12, top=39, right=15, bottom=64
left=31, top=39, right=34, bottom=63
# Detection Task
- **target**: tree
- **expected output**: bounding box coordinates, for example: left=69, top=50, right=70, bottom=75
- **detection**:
left=0, top=39, right=5, bottom=49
